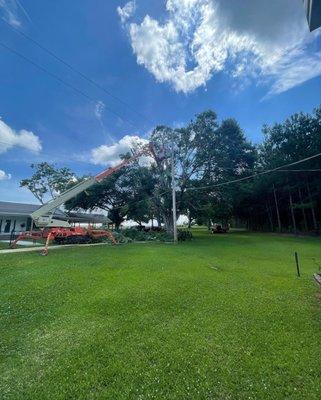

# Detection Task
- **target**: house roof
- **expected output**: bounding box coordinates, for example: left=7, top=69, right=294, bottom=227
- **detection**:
left=63, top=211, right=110, bottom=224
left=0, top=201, right=110, bottom=224
left=0, top=201, right=44, bottom=216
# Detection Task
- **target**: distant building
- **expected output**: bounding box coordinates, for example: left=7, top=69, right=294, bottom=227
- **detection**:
left=304, top=0, right=321, bottom=31
left=0, top=201, right=110, bottom=238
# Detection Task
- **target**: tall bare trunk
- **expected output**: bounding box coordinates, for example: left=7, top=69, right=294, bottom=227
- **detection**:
left=307, top=181, right=318, bottom=230
left=298, top=188, right=308, bottom=232
left=273, top=184, right=281, bottom=232
left=289, top=190, right=297, bottom=234
left=266, top=202, right=274, bottom=231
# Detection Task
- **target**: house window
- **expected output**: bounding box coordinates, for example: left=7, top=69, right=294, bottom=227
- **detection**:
left=4, top=220, right=11, bottom=233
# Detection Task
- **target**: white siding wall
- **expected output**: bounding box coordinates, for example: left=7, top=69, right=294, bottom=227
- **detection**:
left=0, top=216, right=29, bottom=235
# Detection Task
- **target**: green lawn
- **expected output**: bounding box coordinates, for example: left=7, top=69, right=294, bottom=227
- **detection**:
left=1, top=230, right=321, bottom=399
left=0, top=241, right=25, bottom=250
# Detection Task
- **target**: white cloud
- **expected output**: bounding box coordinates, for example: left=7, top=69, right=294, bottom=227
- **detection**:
left=121, top=0, right=320, bottom=96
left=117, top=1, right=136, bottom=25
left=0, top=0, right=21, bottom=26
left=94, top=100, right=105, bottom=120
left=0, top=119, right=42, bottom=154
left=0, top=169, right=11, bottom=181
left=90, top=135, right=149, bottom=166
left=266, top=50, right=321, bottom=97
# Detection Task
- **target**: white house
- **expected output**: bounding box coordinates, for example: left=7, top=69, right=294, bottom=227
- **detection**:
left=0, top=201, right=109, bottom=238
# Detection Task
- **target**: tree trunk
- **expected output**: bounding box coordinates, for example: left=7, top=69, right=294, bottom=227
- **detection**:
left=307, top=181, right=318, bottom=231
left=188, top=210, right=192, bottom=229
left=273, top=184, right=282, bottom=232
left=289, top=190, right=297, bottom=235
left=298, top=187, right=308, bottom=232
left=266, top=202, right=274, bottom=232
left=163, top=213, right=173, bottom=235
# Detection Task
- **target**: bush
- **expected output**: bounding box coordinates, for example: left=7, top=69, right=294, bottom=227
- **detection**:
left=119, top=228, right=173, bottom=242
left=95, top=228, right=192, bottom=244
left=112, top=231, right=133, bottom=244
left=88, top=231, right=132, bottom=244
left=178, top=230, right=193, bottom=241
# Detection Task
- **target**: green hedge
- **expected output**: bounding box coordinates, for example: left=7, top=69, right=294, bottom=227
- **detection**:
left=118, top=228, right=173, bottom=242
left=95, top=228, right=193, bottom=244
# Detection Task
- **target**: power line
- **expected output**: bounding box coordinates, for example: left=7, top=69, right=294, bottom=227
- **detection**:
left=0, top=41, right=138, bottom=129
left=275, top=169, right=321, bottom=172
left=2, top=135, right=321, bottom=180
left=1, top=18, right=153, bottom=126
left=184, top=152, right=321, bottom=192
left=0, top=140, right=93, bottom=165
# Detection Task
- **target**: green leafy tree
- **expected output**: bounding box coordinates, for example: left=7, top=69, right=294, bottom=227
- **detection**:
left=65, top=169, right=131, bottom=229
left=236, top=106, right=321, bottom=232
left=20, top=162, right=76, bottom=204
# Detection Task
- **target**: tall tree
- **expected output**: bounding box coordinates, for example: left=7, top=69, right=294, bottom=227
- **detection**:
left=236, top=106, right=321, bottom=232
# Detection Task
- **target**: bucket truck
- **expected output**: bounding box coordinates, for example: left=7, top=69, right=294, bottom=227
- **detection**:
left=11, top=143, right=155, bottom=255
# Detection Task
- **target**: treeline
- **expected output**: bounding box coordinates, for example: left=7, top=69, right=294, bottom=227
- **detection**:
left=21, top=106, right=321, bottom=234
left=235, top=107, right=321, bottom=233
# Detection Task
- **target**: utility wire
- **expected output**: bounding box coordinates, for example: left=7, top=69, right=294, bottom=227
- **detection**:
left=184, top=152, right=321, bottom=192
left=275, top=169, right=321, bottom=172
left=1, top=18, right=153, bottom=126
left=2, top=137, right=321, bottom=182
left=0, top=41, right=138, bottom=129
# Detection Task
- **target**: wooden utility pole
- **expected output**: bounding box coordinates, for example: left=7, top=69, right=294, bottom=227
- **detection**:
left=273, top=184, right=281, bottom=232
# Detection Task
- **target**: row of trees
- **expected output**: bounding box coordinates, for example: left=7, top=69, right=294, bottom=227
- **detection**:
left=236, top=107, right=321, bottom=233
left=21, top=106, right=321, bottom=234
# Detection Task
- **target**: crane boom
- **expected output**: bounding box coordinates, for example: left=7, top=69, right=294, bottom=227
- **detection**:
left=31, top=143, right=153, bottom=228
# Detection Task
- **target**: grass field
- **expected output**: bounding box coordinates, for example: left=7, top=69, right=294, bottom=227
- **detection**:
left=0, top=241, right=25, bottom=250
left=1, top=230, right=321, bottom=399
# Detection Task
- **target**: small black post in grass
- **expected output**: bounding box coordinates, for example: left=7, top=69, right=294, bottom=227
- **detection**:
left=295, top=252, right=301, bottom=277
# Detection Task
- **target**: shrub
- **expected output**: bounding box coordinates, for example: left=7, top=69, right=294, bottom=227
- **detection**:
left=178, top=230, right=193, bottom=241
left=112, top=231, right=132, bottom=244
left=119, top=228, right=173, bottom=242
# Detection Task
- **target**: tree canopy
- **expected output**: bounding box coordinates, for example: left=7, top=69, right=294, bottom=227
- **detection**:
left=20, top=162, right=76, bottom=204
left=21, top=106, right=321, bottom=234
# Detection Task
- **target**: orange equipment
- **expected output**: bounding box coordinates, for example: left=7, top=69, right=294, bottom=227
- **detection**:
left=11, top=143, right=154, bottom=255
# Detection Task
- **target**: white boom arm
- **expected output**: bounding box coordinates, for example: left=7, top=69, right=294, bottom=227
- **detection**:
left=31, top=144, right=153, bottom=228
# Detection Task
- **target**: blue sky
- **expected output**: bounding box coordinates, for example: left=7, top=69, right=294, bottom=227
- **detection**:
left=0, top=0, right=321, bottom=203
